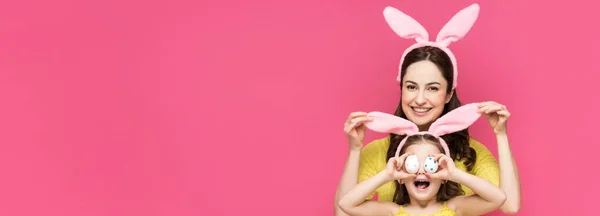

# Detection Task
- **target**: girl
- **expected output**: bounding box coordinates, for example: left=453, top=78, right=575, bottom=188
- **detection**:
left=338, top=103, right=507, bottom=216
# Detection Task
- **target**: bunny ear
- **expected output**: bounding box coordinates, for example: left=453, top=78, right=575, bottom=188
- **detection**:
left=383, top=6, right=429, bottom=43
left=435, top=3, right=480, bottom=47
left=428, top=103, right=482, bottom=137
left=365, top=111, right=419, bottom=136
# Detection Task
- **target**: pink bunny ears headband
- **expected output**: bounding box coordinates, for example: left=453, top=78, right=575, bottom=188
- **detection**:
left=364, top=103, right=482, bottom=158
left=383, top=3, right=480, bottom=88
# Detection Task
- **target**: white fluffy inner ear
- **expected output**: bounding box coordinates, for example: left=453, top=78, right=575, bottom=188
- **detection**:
left=383, top=6, right=429, bottom=42
left=435, top=3, right=480, bottom=47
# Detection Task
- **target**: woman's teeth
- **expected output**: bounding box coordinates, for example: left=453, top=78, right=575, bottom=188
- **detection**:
left=412, top=107, right=432, bottom=113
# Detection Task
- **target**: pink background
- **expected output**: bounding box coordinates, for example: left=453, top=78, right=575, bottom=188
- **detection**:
left=0, top=0, right=597, bottom=215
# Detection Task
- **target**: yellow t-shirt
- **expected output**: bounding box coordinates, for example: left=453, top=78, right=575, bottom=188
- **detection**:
left=394, top=202, right=456, bottom=216
left=358, top=136, right=500, bottom=201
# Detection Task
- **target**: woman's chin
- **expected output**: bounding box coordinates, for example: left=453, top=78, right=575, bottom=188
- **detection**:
left=406, top=110, right=444, bottom=127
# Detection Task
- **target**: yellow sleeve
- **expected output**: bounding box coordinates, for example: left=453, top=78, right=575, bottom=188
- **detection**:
left=469, top=138, right=500, bottom=186
left=358, top=137, right=389, bottom=200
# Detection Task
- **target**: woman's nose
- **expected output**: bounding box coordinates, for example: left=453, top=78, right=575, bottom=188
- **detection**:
left=415, top=91, right=427, bottom=105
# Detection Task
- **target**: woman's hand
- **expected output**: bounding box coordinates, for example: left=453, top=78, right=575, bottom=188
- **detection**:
left=478, top=101, right=511, bottom=135
left=384, top=153, right=416, bottom=181
left=344, top=112, right=373, bottom=151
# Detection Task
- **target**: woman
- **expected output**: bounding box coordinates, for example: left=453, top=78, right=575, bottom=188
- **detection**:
left=334, top=45, right=521, bottom=215
left=334, top=4, right=521, bottom=215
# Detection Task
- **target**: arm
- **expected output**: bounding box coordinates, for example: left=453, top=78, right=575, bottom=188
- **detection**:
left=334, top=148, right=362, bottom=216
left=334, top=139, right=383, bottom=216
left=338, top=172, right=398, bottom=216
left=477, top=101, right=522, bottom=214
left=496, top=133, right=522, bottom=214
left=469, top=140, right=500, bottom=187
left=450, top=169, right=507, bottom=216
left=334, top=112, right=380, bottom=216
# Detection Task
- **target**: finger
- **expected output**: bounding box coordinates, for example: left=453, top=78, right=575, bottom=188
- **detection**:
left=398, top=152, right=412, bottom=161
left=477, top=101, right=496, bottom=107
left=355, top=123, right=367, bottom=132
left=386, top=158, right=395, bottom=170
left=396, top=172, right=416, bottom=180
left=404, top=173, right=417, bottom=180
left=496, top=110, right=511, bottom=118
left=344, top=121, right=359, bottom=133
left=387, top=157, right=395, bottom=163
left=437, top=157, right=449, bottom=168
left=350, top=116, right=374, bottom=125
left=482, top=101, right=504, bottom=107
left=440, top=156, right=455, bottom=169
left=391, top=156, right=400, bottom=164
left=397, top=152, right=412, bottom=162
left=435, top=155, right=450, bottom=168
left=488, top=104, right=504, bottom=114
left=434, top=153, right=445, bottom=161
left=389, top=157, right=403, bottom=172
left=425, top=172, right=441, bottom=180
left=348, top=112, right=369, bottom=120
left=478, top=105, right=492, bottom=114
left=395, top=157, right=405, bottom=170
left=479, top=104, right=503, bottom=114
left=345, top=113, right=368, bottom=127
left=397, top=152, right=414, bottom=167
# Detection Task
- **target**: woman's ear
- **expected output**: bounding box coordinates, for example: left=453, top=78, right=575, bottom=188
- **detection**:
left=445, top=88, right=455, bottom=103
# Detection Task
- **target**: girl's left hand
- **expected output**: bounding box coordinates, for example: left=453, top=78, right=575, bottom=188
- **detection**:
left=425, top=154, right=456, bottom=181
left=478, top=101, right=511, bottom=135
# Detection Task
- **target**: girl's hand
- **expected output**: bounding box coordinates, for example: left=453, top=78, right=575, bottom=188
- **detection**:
left=384, top=153, right=416, bottom=181
left=425, top=154, right=457, bottom=181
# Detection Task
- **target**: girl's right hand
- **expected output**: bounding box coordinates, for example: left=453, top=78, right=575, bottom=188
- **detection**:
left=343, top=112, right=373, bottom=150
left=384, top=153, right=416, bottom=181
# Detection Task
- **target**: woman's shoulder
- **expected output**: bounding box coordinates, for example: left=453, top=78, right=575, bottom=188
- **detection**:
left=361, top=136, right=391, bottom=160
left=361, top=137, right=493, bottom=157
left=468, top=137, right=492, bottom=153
left=466, top=137, right=500, bottom=185
left=363, top=136, right=391, bottom=152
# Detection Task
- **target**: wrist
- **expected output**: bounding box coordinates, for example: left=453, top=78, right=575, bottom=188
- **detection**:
left=495, top=133, right=509, bottom=143
left=495, top=132, right=507, bottom=137
left=376, top=171, right=394, bottom=183
left=349, top=147, right=363, bottom=153
left=448, top=169, right=467, bottom=183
